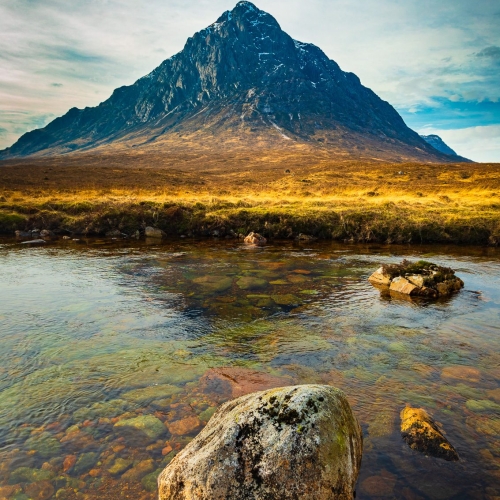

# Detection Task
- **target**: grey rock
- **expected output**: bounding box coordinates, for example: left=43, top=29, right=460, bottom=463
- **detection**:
left=15, top=231, right=32, bottom=238
left=145, top=227, right=165, bottom=239
left=106, top=229, right=122, bottom=237
left=158, top=384, right=362, bottom=500
left=20, top=239, right=47, bottom=245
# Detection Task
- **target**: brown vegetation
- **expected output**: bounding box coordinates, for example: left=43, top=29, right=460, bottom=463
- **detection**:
left=0, top=150, right=499, bottom=244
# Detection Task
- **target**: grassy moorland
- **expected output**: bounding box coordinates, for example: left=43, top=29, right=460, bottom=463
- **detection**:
left=0, top=150, right=499, bottom=245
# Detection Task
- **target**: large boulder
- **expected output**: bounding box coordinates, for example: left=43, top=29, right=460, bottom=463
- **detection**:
left=158, top=385, right=362, bottom=500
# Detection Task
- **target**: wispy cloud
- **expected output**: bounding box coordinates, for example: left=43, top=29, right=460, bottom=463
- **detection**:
left=0, top=0, right=499, bottom=159
left=476, top=46, right=500, bottom=59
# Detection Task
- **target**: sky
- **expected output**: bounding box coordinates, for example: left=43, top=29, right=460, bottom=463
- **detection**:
left=0, top=0, right=499, bottom=161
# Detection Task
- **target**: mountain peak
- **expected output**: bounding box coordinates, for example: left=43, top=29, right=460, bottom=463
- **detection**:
left=214, top=1, right=280, bottom=32
left=0, top=2, right=459, bottom=161
left=235, top=1, right=259, bottom=11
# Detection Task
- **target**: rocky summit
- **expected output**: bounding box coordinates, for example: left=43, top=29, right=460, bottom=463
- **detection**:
left=0, top=1, right=460, bottom=161
left=420, top=134, right=471, bottom=162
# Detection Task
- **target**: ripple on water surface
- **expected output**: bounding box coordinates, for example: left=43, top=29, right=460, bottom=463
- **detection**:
left=0, top=239, right=499, bottom=499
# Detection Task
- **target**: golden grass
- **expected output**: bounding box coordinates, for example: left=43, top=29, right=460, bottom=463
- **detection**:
left=1, top=151, right=499, bottom=244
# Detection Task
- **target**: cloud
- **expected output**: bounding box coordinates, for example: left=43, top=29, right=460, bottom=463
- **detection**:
left=477, top=46, right=500, bottom=59
left=418, top=124, right=500, bottom=162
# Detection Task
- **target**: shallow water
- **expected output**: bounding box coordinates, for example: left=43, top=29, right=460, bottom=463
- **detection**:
left=0, top=238, right=499, bottom=499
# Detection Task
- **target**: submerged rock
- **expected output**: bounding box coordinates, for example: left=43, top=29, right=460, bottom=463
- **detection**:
left=158, top=385, right=362, bottom=500
left=25, top=432, right=61, bottom=458
left=244, top=232, right=267, bottom=246
left=114, top=415, right=165, bottom=441
left=9, top=467, right=54, bottom=485
left=166, top=416, right=202, bottom=436
left=121, top=459, right=155, bottom=481
left=73, top=398, right=130, bottom=421
left=142, top=469, right=163, bottom=492
left=369, top=259, right=464, bottom=298
left=236, top=276, right=268, bottom=290
left=400, top=406, right=459, bottom=461
left=24, top=480, right=54, bottom=500
left=107, top=457, right=133, bottom=476
left=72, top=452, right=99, bottom=476
left=296, top=233, right=317, bottom=242
left=121, top=384, right=182, bottom=403
left=199, top=367, right=294, bottom=399
left=192, top=275, right=233, bottom=292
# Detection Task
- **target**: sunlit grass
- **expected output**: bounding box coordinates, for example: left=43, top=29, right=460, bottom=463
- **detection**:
left=1, top=152, right=499, bottom=243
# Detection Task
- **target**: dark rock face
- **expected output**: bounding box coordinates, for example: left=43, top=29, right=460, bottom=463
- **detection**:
left=420, top=134, right=471, bottom=162
left=1, top=1, right=454, bottom=160
left=420, top=134, right=458, bottom=156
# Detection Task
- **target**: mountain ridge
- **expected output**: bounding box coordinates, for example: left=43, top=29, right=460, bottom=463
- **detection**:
left=0, top=1, right=465, bottom=162
left=420, top=134, right=470, bottom=162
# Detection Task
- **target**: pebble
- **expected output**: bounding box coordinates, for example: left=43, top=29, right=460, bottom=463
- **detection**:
left=167, top=416, right=202, bottom=436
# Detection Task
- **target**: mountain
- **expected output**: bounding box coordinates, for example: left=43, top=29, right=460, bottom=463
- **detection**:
left=0, top=1, right=464, bottom=161
left=420, top=134, right=471, bottom=162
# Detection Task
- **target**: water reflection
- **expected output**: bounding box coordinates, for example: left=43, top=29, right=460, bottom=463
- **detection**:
left=0, top=238, right=499, bottom=499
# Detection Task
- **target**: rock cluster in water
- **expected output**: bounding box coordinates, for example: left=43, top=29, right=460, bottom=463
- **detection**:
left=369, top=259, right=464, bottom=298
left=158, top=385, right=362, bottom=500
left=244, top=232, right=267, bottom=246
left=400, top=406, right=459, bottom=461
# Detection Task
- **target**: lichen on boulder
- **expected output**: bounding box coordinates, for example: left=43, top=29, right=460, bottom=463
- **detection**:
left=158, top=385, right=362, bottom=500
left=369, top=259, right=464, bottom=298
left=400, top=406, right=459, bottom=461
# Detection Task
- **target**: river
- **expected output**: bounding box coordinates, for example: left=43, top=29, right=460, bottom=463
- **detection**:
left=0, top=238, right=499, bottom=499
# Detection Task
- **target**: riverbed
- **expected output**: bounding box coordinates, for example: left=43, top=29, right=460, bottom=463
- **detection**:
left=0, top=238, right=499, bottom=499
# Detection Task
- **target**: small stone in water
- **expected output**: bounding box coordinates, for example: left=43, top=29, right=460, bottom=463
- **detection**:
left=465, top=399, right=500, bottom=413
left=9, top=467, right=54, bottom=484
left=121, top=459, right=155, bottom=480
left=361, top=471, right=396, bottom=497
left=63, top=455, right=76, bottom=473
left=107, top=457, right=133, bottom=476
left=72, top=452, right=98, bottom=476
left=24, top=432, right=61, bottom=458
left=112, top=444, right=126, bottom=453
left=142, top=469, right=162, bottom=492
left=441, top=366, right=481, bottom=383
left=114, top=415, right=166, bottom=441
left=24, top=480, right=55, bottom=500
left=167, top=416, right=202, bottom=436
left=162, top=445, right=173, bottom=456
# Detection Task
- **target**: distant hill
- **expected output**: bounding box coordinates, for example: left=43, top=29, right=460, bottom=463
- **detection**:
left=0, top=1, right=466, bottom=162
left=420, top=134, right=471, bottom=162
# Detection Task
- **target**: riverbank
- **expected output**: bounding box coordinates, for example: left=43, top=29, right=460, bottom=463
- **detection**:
left=1, top=152, right=499, bottom=244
